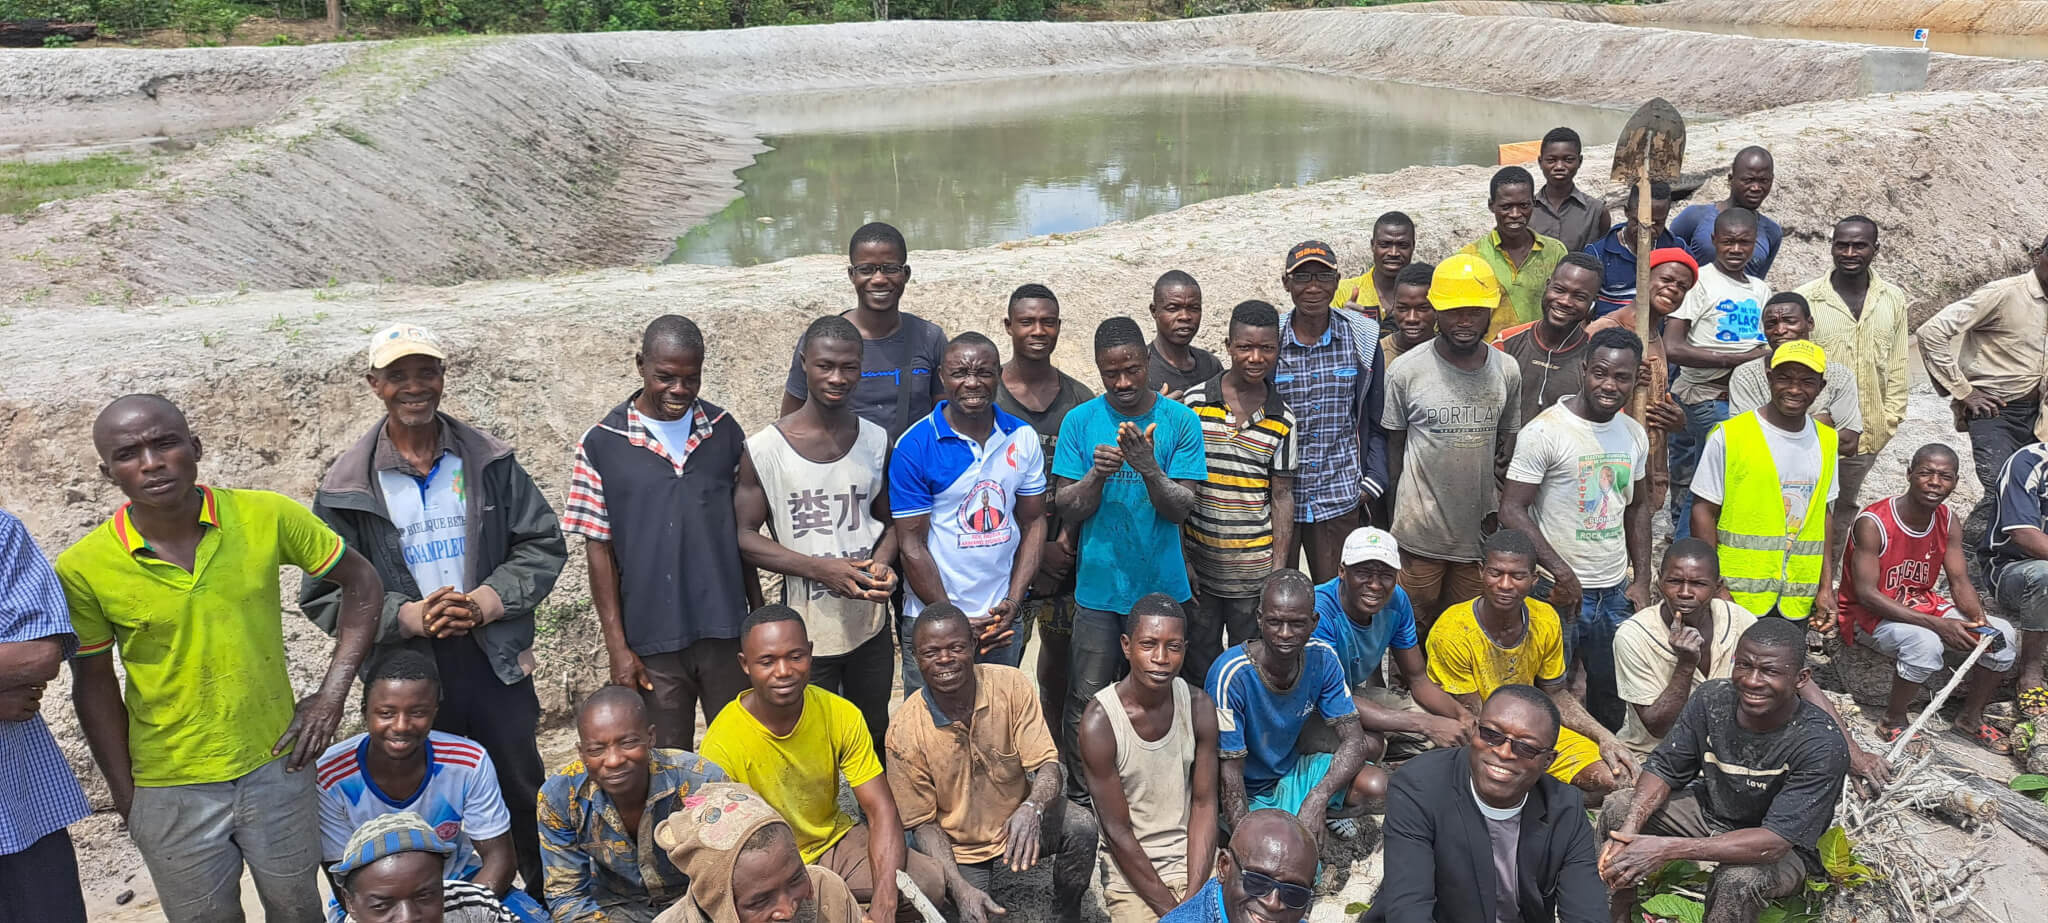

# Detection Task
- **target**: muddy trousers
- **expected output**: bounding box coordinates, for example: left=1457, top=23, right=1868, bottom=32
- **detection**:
left=0, top=829, right=85, bottom=923
left=1966, top=399, right=2042, bottom=555
left=128, top=757, right=323, bottom=923
left=950, top=796, right=1100, bottom=920
left=641, top=638, right=748, bottom=748
left=432, top=636, right=549, bottom=902
left=1601, top=786, right=1806, bottom=923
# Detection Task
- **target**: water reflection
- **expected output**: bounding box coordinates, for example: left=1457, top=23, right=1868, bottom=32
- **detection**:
left=666, top=67, right=1636, bottom=266
left=1636, top=22, right=2048, bottom=60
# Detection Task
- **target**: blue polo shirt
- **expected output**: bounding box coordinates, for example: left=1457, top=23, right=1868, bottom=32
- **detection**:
left=1052, top=394, right=1207, bottom=613
left=1310, top=578, right=1420, bottom=689
left=890, top=402, right=1047, bottom=620
left=1207, top=640, right=1355, bottom=795
left=1584, top=223, right=1681, bottom=318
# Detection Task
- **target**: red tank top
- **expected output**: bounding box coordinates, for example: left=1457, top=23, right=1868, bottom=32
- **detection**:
left=1839, top=497, right=1950, bottom=643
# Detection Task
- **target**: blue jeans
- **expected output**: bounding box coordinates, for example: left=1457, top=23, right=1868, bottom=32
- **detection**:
left=1667, top=397, right=1729, bottom=542
left=1574, top=583, right=1636, bottom=732
left=1535, top=578, right=1635, bottom=733
left=977, top=605, right=1036, bottom=668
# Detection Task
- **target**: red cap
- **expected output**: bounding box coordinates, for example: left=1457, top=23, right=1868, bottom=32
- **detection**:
left=1648, top=247, right=1699, bottom=275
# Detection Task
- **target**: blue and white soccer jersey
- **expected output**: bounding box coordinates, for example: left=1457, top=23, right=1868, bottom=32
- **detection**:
left=890, top=402, right=1047, bottom=619
left=317, top=730, right=511, bottom=883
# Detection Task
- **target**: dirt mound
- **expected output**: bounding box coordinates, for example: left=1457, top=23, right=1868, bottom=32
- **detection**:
left=5, top=11, right=2047, bottom=305
left=1399, top=0, right=2048, bottom=34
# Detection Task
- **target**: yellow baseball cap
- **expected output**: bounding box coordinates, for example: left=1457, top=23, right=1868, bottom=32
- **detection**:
left=1429, top=254, right=1502, bottom=311
left=1770, top=340, right=1826, bottom=373
left=368, top=324, right=447, bottom=370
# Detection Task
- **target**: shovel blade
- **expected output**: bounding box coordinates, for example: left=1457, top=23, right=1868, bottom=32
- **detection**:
left=1610, top=97, right=1686, bottom=185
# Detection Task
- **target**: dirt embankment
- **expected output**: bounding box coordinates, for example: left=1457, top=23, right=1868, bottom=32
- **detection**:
left=1400, top=0, right=2048, bottom=34
left=5, top=10, right=2048, bottom=305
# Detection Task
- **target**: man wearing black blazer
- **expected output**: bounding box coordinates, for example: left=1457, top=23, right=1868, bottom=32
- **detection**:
left=1366, top=685, right=1606, bottom=923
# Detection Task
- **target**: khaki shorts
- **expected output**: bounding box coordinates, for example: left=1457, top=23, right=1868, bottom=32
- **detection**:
left=1101, top=876, right=1188, bottom=923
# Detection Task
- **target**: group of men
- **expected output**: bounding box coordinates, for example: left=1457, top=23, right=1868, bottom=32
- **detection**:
left=6, top=123, right=2048, bottom=923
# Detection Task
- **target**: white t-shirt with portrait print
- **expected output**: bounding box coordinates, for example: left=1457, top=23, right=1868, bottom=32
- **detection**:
left=1505, top=396, right=1649, bottom=589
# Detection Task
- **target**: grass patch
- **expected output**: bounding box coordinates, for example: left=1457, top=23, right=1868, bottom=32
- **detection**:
left=0, top=155, right=148, bottom=215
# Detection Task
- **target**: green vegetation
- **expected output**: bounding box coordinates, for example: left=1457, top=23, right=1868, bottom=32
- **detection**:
left=0, top=155, right=147, bottom=215
left=1635, top=827, right=1875, bottom=923
left=1, top=0, right=1647, bottom=41
left=2013, top=772, right=2048, bottom=803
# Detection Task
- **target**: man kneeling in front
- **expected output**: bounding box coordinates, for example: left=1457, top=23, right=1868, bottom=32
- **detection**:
left=1598, top=618, right=1848, bottom=923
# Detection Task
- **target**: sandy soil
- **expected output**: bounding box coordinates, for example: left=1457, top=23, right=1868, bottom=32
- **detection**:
left=1405, top=0, right=2048, bottom=34
left=6, top=3, right=2048, bottom=919
left=7, top=9, right=2048, bottom=305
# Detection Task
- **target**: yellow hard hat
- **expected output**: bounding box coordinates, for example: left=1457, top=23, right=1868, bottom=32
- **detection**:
left=1429, top=254, right=1503, bottom=311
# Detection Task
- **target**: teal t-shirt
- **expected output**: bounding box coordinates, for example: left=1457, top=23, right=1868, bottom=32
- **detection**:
left=1052, top=395, right=1207, bottom=613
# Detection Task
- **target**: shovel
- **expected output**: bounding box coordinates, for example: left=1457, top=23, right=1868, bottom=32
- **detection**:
left=1610, top=98, right=1686, bottom=421
left=1611, top=99, right=1685, bottom=529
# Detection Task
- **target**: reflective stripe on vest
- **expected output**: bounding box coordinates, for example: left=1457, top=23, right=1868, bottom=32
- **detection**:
left=1713, top=412, right=1836, bottom=619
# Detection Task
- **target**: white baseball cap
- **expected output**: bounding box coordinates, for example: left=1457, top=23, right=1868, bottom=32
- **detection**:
left=1340, top=527, right=1402, bottom=570
left=368, top=323, right=446, bottom=370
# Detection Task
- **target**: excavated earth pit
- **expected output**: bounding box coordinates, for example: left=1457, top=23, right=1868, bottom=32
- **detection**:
left=7, top=1, right=2048, bottom=918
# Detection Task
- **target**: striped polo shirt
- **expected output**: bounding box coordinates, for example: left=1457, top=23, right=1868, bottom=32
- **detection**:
left=1180, top=375, right=1298, bottom=598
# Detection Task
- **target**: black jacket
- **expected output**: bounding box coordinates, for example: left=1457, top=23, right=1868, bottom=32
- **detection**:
left=299, top=414, right=567, bottom=685
left=1365, top=747, right=1605, bottom=923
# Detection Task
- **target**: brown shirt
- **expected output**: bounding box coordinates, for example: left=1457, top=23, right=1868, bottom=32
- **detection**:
left=1917, top=270, right=2048, bottom=417
left=1530, top=184, right=1609, bottom=253
left=885, top=664, right=1060, bottom=864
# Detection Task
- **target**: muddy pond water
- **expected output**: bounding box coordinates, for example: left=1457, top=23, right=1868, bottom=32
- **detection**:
left=666, top=67, right=1636, bottom=267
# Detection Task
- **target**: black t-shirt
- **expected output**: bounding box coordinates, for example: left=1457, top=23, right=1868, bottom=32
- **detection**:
left=1645, top=679, right=1848, bottom=871
left=784, top=311, right=948, bottom=440
left=1495, top=324, right=1591, bottom=425
left=1148, top=340, right=1223, bottom=396
left=996, top=370, right=1095, bottom=596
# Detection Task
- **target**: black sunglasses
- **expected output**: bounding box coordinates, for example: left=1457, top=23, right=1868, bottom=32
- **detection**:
left=1475, top=724, right=1553, bottom=762
left=1229, top=851, right=1313, bottom=910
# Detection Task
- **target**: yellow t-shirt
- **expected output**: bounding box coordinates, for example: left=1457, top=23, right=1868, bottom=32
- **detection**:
left=1332, top=268, right=1384, bottom=310
left=700, top=685, right=883, bottom=862
left=1426, top=598, right=1567, bottom=695
left=58, top=487, right=347, bottom=787
left=1426, top=598, right=1603, bottom=783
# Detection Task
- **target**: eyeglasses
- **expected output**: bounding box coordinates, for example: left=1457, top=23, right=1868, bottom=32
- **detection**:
left=851, top=262, right=908, bottom=277
left=1287, top=270, right=1339, bottom=284
left=1228, top=851, right=1314, bottom=910
left=1475, top=724, right=1552, bottom=762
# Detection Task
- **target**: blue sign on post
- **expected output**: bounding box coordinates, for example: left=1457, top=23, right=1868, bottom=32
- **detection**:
left=1914, top=28, right=1930, bottom=43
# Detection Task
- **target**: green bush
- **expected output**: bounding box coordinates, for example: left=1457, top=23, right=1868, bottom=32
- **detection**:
left=172, top=0, right=245, bottom=39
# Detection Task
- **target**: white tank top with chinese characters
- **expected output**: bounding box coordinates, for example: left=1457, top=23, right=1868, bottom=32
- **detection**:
left=747, top=421, right=890, bottom=657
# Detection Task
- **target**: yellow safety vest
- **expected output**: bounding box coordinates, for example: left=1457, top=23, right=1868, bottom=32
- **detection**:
left=1713, top=412, right=1837, bottom=619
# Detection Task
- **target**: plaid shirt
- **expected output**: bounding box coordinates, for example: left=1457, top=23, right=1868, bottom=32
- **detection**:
left=563, top=398, right=721, bottom=541
left=0, top=510, right=91, bottom=855
left=1274, top=310, right=1368, bottom=522
left=538, top=748, right=728, bottom=922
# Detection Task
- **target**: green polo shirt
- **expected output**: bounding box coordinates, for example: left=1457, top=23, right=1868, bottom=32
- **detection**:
left=58, top=486, right=346, bottom=787
left=1459, top=229, right=1566, bottom=339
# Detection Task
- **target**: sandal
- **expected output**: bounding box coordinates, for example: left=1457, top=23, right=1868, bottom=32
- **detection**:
left=2019, top=686, right=2048, bottom=719
left=1952, top=723, right=2013, bottom=755
left=1877, top=723, right=1907, bottom=744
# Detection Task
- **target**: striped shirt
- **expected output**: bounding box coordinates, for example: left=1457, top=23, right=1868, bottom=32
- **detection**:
left=0, top=510, right=91, bottom=855
left=1180, top=376, right=1298, bottom=598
